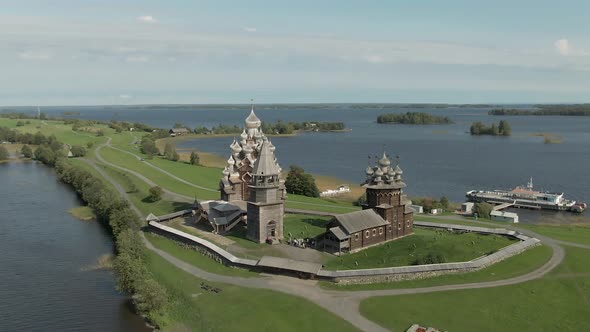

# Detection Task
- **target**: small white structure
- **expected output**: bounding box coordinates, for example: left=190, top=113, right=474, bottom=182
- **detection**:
left=430, top=208, right=443, bottom=215
left=461, top=202, right=474, bottom=213
left=410, top=205, right=424, bottom=214
left=320, top=185, right=351, bottom=197
left=491, top=210, right=519, bottom=223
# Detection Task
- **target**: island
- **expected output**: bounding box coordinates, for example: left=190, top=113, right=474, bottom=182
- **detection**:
left=377, top=112, right=454, bottom=125
left=470, top=120, right=511, bottom=136
left=489, top=104, right=590, bottom=116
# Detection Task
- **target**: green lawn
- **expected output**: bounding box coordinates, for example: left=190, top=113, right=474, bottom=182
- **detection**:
left=147, top=157, right=222, bottom=189
left=0, top=118, right=110, bottom=147
left=324, top=228, right=515, bottom=270
left=321, top=244, right=552, bottom=290
left=284, top=213, right=332, bottom=239
left=359, top=246, right=590, bottom=332
left=100, top=163, right=191, bottom=216
left=99, top=147, right=219, bottom=200
left=144, top=250, right=360, bottom=332
left=520, top=224, right=590, bottom=246
left=145, top=233, right=257, bottom=277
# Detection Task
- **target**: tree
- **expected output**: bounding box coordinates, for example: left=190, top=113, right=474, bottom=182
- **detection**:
left=440, top=196, right=450, bottom=210
left=189, top=151, right=200, bottom=165
left=86, top=141, right=94, bottom=149
left=164, top=142, right=179, bottom=161
left=140, top=137, right=158, bottom=156
left=96, top=129, right=105, bottom=137
left=285, top=165, right=320, bottom=197
left=473, top=202, right=493, bottom=218
left=21, top=144, right=33, bottom=158
left=109, top=207, right=141, bottom=236
left=34, top=145, right=57, bottom=165
left=70, top=145, right=87, bottom=157
left=16, top=120, right=25, bottom=127
left=134, top=278, right=168, bottom=318
left=499, top=120, right=512, bottom=136
left=39, top=112, right=47, bottom=120
left=0, top=146, right=8, bottom=161
left=147, top=186, right=163, bottom=202
left=113, top=252, right=148, bottom=293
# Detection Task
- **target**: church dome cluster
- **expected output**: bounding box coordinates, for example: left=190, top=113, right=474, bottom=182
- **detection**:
left=364, top=152, right=404, bottom=187
left=220, top=107, right=283, bottom=192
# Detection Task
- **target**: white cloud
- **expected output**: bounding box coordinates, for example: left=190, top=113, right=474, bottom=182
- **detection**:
left=119, top=94, right=132, bottom=99
left=555, top=39, right=570, bottom=56
left=137, top=16, right=157, bottom=23
left=18, top=51, right=52, bottom=61
left=243, top=27, right=257, bottom=33
left=125, top=55, right=149, bottom=62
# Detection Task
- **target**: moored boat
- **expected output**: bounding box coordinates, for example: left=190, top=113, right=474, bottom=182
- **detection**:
left=466, top=178, right=586, bottom=213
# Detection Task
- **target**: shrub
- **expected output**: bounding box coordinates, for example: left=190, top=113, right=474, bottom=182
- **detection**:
left=147, top=186, right=163, bottom=202
left=70, top=145, right=87, bottom=157
left=0, top=146, right=8, bottom=160
left=21, top=144, right=33, bottom=158
left=189, top=151, right=200, bottom=165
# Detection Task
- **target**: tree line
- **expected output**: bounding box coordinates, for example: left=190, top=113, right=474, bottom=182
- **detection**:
left=489, top=105, right=590, bottom=116
left=470, top=120, right=511, bottom=136
left=189, top=120, right=346, bottom=136
left=377, top=112, right=454, bottom=125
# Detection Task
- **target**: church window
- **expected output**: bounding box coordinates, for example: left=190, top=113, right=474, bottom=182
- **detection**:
left=397, top=222, right=401, bottom=230
left=355, top=234, right=359, bottom=241
left=388, top=225, right=392, bottom=232
left=372, top=229, right=376, bottom=236
left=365, top=230, right=370, bottom=238
left=379, top=227, right=383, bottom=235
left=406, top=221, right=410, bottom=227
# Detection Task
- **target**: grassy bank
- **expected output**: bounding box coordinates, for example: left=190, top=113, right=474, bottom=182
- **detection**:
left=323, top=228, right=515, bottom=270
left=321, top=244, right=552, bottom=290
left=144, top=249, right=360, bottom=332
left=359, top=246, right=590, bottom=332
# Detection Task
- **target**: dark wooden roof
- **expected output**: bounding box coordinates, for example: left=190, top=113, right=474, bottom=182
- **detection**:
left=333, top=209, right=389, bottom=234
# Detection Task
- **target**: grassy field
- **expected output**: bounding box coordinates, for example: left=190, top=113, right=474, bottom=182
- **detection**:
left=519, top=224, right=590, bottom=245
left=359, top=246, right=590, bottom=332
left=144, top=249, right=360, bottom=332
left=145, top=233, right=257, bottom=277
left=321, top=244, right=552, bottom=290
left=324, top=228, right=515, bottom=270
left=99, top=146, right=219, bottom=200
left=284, top=214, right=332, bottom=239
left=0, top=118, right=110, bottom=147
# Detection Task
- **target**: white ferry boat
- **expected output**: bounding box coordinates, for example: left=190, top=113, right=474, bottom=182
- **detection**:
left=466, top=178, right=586, bottom=213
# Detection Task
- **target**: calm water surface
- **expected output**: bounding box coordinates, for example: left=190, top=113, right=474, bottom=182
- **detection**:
left=36, top=105, right=590, bottom=223
left=0, top=162, right=150, bottom=332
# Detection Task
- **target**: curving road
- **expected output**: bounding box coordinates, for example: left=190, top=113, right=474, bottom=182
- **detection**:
left=88, top=138, right=585, bottom=332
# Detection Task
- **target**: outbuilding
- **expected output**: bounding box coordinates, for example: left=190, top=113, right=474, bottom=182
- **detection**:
left=461, top=202, right=474, bottom=213
left=169, top=128, right=190, bottom=136
left=409, top=204, right=424, bottom=214
left=491, top=210, right=519, bottom=223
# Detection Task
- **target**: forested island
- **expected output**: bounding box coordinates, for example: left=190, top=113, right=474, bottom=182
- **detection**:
left=377, top=112, right=454, bottom=125
left=193, top=120, right=346, bottom=135
left=489, top=104, right=590, bottom=116
left=470, top=120, right=511, bottom=136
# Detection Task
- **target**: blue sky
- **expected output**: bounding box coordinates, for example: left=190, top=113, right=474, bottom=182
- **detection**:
left=1, top=0, right=589, bottom=105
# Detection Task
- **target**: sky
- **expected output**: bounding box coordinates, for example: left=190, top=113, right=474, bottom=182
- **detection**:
left=1, top=0, right=590, bottom=105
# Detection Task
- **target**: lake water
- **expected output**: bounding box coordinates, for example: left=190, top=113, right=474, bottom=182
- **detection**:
left=33, top=104, right=590, bottom=222
left=0, top=162, right=150, bottom=332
